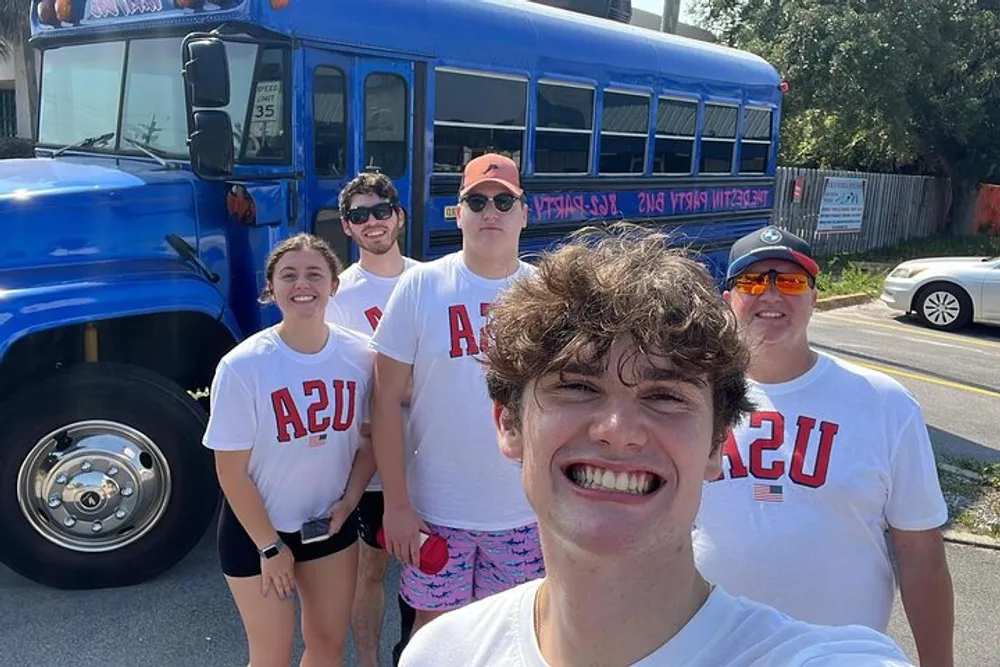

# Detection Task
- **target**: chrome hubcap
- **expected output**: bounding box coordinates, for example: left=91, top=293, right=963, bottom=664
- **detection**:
left=17, top=420, right=171, bottom=552
left=923, top=291, right=961, bottom=326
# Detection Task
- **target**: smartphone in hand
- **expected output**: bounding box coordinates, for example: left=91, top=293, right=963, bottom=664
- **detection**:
left=300, top=517, right=332, bottom=544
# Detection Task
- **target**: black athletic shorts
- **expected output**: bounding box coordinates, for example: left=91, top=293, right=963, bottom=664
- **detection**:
left=218, top=500, right=358, bottom=578
left=354, top=491, right=384, bottom=549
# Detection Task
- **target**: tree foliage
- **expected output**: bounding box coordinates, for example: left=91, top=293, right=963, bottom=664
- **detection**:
left=693, top=0, right=1000, bottom=230
left=0, top=0, right=30, bottom=60
left=0, top=0, right=37, bottom=138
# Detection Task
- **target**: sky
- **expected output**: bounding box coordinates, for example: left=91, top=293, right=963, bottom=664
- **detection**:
left=632, top=0, right=696, bottom=23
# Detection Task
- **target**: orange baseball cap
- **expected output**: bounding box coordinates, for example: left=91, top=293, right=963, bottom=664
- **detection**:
left=459, top=153, right=523, bottom=198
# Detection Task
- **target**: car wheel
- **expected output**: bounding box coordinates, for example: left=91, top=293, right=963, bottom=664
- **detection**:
left=915, top=283, right=973, bottom=332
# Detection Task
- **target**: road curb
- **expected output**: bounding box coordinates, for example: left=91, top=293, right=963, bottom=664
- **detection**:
left=942, top=528, right=1000, bottom=550
left=814, top=293, right=874, bottom=311
left=939, top=462, right=987, bottom=483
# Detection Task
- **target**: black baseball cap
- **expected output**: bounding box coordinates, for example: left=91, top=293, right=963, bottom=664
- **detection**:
left=726, top=226, right=820, bottom=282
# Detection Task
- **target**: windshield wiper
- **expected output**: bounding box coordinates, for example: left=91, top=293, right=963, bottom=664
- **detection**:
left=50, top=132, right=115, bottom=157
left=122, top=137, right=177, bottom=169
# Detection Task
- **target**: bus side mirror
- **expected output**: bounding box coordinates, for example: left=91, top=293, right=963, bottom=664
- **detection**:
left=182, top=37, right=230, bottom=108
left=183, top=35, right=233, bottom=179
left=189, top=110, right=234, bottom=179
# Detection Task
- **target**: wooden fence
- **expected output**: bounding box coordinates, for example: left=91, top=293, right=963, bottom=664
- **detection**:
left=772, top=167, right=952, bottom=256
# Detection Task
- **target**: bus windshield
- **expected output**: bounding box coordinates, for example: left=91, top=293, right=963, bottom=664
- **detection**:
left=39, top=36, right=288, bottom=162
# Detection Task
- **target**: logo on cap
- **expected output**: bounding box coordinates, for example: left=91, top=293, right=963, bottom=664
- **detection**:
left=483, top=163, right=501, bottom=175
left=760, top=228, right=782, bottom=244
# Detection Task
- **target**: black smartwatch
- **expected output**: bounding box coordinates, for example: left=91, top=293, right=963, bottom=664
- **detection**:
left=258, top=539, right=283, bottom=559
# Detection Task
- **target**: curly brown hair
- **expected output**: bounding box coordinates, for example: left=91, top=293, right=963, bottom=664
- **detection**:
left=484, top=222, right=754, bottom=449
left=259, top=233, right=344, bottom=304
left=338, top=171, right=401, bottom=219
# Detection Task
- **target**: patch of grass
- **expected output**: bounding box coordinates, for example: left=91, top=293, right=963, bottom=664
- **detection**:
left=937, top=458, right=1000, bottom=537
left=814, top=232, right=1000, bottom=299
left=816, top=264, right=886, bottom=298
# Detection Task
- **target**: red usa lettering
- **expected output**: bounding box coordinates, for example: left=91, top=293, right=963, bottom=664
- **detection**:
left=364, top=306, right=383, bottom=331
left=714, top=411, right=839, bottom=489
left=271, top=379, right=358, bottom=443
left=447, top=303, right=491, bottom=358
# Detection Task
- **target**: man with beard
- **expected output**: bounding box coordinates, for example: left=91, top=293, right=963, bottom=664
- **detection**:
left=326, top=170, right=420, bottom=667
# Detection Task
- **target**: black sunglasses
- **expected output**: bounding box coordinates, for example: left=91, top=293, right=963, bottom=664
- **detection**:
left=460, top=193, right=520, bottom=213
left=346, top=201, right=396, bottom=224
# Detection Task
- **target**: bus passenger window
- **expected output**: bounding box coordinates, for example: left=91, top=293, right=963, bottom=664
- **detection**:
left=365, top=73, right=408, bottom=178
left=535, top=82, right=593, bottom=175
left=700, top=104, right=737, bottom=174
left=653, top=98, right=696, bottom=175
left=314, top=67, right=347, bottom=178
left=740, top=108, right=772, bottom=174
left=599, top=90, right=649, bottom=175
left=433, top=69, right=526, bottom=173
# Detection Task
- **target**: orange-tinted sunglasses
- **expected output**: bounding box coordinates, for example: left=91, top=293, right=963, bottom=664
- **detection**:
left=731, top=269, right=814, bottom=296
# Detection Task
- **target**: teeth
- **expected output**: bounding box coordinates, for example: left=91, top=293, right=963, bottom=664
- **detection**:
left=570, top=465, right=656, bottom=495
left=757, top=312, right=783, bottom=318
left=292, top=295, right=315, bottom=302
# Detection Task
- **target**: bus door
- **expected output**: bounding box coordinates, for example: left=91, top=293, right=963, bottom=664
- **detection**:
left=353, top=57, right=417, bottom=258
left=304, top=48, right=417, bottom=262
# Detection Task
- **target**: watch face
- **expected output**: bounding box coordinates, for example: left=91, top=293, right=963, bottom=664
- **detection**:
left=262, top=544, right=279, bottom=558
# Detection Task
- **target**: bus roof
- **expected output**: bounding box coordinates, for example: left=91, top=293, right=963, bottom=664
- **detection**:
left=32, top=0, right=781, bottom=102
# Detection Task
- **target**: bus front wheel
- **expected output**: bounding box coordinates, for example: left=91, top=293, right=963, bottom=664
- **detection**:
left=0, top=363, right=219, bottom=589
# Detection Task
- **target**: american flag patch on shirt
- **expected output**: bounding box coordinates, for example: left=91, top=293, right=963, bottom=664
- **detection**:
left=309, top=433, right=328, bottom=447
left=753, top=483, right=783, bottom=502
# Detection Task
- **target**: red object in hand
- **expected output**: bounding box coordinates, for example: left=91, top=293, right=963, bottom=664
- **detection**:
left=377, top=527, right=449, bottom=575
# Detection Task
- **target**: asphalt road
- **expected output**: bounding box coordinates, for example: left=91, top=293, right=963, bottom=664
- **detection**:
left=0, top=527, right=407, bottom=667
left=887, top=543, right=1000, bottom=667
left=809, top=300, right=1000, bottom=464
left=1, top=299, right=998, bottom=667
left=812, top=300, right=1000, bottom=665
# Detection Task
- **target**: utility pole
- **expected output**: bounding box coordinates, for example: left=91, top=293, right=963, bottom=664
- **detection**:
left=660, top=0, right=680, bottom=33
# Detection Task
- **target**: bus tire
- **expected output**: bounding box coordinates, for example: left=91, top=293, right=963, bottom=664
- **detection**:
left=0, top=363, right=219, bottom=589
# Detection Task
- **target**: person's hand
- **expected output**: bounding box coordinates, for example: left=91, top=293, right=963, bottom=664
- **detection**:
left=325, top=498, right=355, bottom=537
left=382, top=504, right=430, bottom=567
left=260, top=545, right=295, bottom=600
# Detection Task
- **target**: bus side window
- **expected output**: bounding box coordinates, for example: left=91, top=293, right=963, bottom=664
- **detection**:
left=653, top=98, right=696, bottom=175
left=364, top=73, right=408, bottom=178
left=314, top=66, right=348, bottom=178
left=599, top=90, right=649, bottom=175
left=433, top=68, right=527, bottom=173
left=535, top=81, right=593, bottom=175
left=700, top=103, right=737, bottom=174
left=740, top=108, right=772, bottom=174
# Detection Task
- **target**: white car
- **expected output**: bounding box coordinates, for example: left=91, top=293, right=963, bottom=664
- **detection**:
left=881, top=255, right=1000, bottom=331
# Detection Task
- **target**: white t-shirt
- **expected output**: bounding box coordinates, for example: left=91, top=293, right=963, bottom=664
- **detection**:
left=398, top=578, right=913, bottom=666
left=693, top=351, right=948, bottom=632
left=371, top=251, right=537, bottom=530
left=325, top=258, right=420, bottom=334
left=203, top=324, right=374, bottom=532
left=325, top=258, right=419, bottom=491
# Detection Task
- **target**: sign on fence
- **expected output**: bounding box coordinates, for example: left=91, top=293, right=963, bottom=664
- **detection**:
left=816, top=177, right=866, bottom=233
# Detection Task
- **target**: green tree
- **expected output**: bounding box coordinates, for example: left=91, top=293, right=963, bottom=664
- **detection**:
left=0, top=0, right=38, bottom=138
left=694, top=0, right=1000, bottom=233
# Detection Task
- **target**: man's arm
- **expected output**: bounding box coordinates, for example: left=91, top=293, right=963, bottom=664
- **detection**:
left=890, top=526, right=954, bottom=667
left=372, top=352, right=426, bottom=565
left=372, top=353, right=412, bottom=507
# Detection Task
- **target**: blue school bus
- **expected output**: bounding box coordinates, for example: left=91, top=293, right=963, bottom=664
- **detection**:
left=0, top=0, right=783, bottom=589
